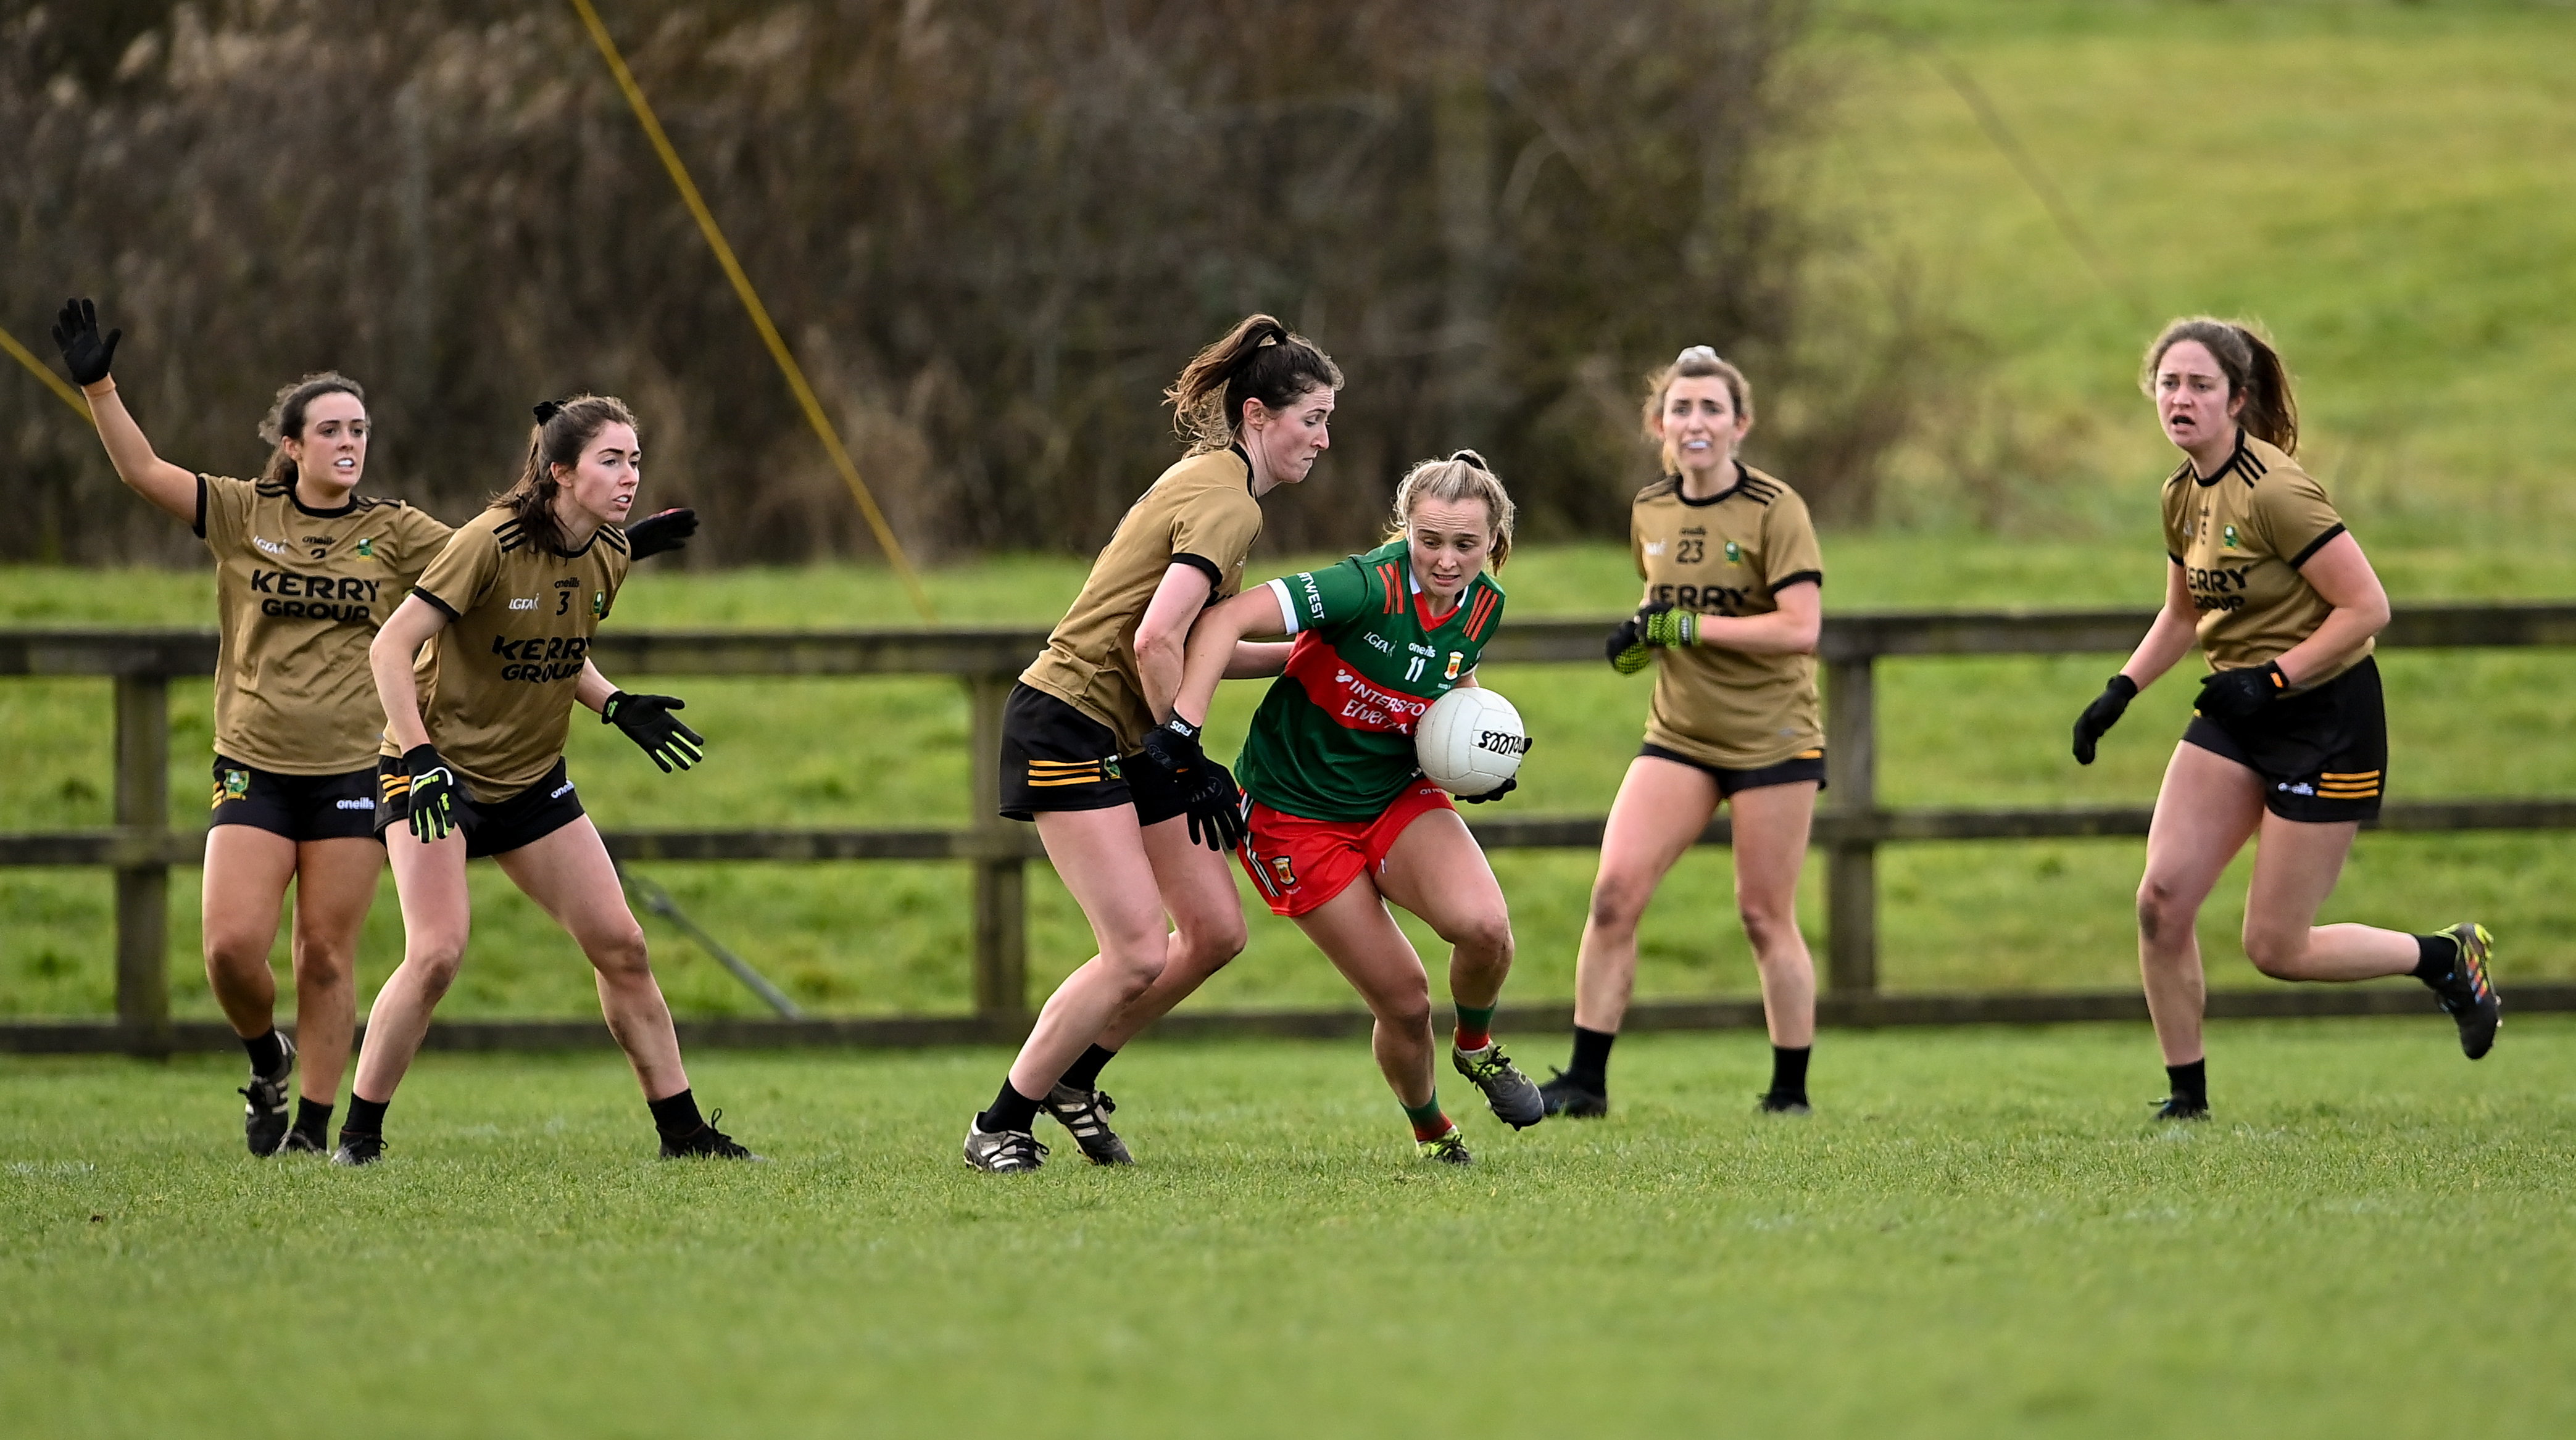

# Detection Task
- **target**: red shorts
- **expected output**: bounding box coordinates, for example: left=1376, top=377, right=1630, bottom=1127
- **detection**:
left=1239, top=780, right=1456, bottom=917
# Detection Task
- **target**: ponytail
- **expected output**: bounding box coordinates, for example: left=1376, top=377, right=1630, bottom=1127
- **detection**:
left=494, top=394, right=638, bottom=555
left=256, top=373, right=367, bottom=486
left=1386, top=448, right=1517, bottom=571
left=2142, top=318, right=2300, bottom=455
left=1165, top=313, right=1343, bottom=453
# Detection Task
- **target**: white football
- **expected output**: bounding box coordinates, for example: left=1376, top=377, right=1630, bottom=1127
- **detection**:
left=1415, top=686, right=1529, bottom=797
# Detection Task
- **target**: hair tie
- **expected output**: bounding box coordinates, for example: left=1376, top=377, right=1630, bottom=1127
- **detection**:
left=1450, top=449, right=1489, bottom=472
left=533, top=400, right=565, bottom=425
left=1676, top=344, right=1721, bottom=366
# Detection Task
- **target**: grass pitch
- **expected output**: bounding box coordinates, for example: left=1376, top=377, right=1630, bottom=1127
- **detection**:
left=6, top=1020, right=2572, bottom=1438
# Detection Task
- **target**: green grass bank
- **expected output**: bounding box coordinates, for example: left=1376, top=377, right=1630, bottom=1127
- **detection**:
left=4, top=1023, right=2571, bottom=1439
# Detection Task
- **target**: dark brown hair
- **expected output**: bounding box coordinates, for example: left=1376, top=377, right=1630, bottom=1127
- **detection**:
left=2141, top=318, right=2300, bottom=455
left=1384, top=448, right=1516, bottom=571
left=1165, top=313, right=1342, bottom=453
left=494, top=394, right=638, bottom=554
left=256, top=373, right=367, bottom=486
left=1639, top=345, right=1753, bottom=475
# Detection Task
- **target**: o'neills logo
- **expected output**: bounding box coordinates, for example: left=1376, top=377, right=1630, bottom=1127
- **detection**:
left=1285, top=636, right=1432, bottom=734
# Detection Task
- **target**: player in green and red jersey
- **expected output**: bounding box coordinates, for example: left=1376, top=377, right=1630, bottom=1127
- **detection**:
left=1165, top=451, right=1545, bottom=1163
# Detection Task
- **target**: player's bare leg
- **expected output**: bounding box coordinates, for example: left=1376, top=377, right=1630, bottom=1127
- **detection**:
left=201, top=827, right=299, bottom=1154
left=1373, top=809, right=1542, bottom=1128
left=2137, top=742, right=2265, bottom=1117
left=1294, top=874, right=1463, bottom=1159
left=1730, top=781, right=1819, bottom=1112
left=1550, top=756, right=1720, bottom=1115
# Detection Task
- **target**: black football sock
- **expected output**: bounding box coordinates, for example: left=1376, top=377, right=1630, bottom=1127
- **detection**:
left=2411, top=932, right=2463, bottom=986
left=344, top=1094, right=390, bottom=1137
left=291, top=1098, right=333, bottom=1142
left=1768, top=1045, right=1812, bottom=1104
left=2165, top=1059, right=2207, bottom=1105
left=978, top=1080, right=1043, bottom=1135
left=647, top=1088, right=705, bottom=1140
left=1566, top=1026, right=1616, bottom=1090
left=243, top=1027, right=288, bottom=1076
left=1059, top=1044, right=1118, bottom=1093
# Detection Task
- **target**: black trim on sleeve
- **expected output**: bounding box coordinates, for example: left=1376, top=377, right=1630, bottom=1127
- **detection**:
left=193, top=475, right=208, bottom=539
left=2167, top=552, right=2184, bottom=566
left=2287, top=522, right=2348, bottom=571
left=1170, top=552, right=1224, bottom=588
left=1771, top=569, right=1822, bottom=592
left=410, top=586, right=461, bottom=621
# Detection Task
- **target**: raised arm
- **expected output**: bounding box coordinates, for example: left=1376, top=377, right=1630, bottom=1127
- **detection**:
left=1174, top=585, right=1289, bottom=727
left=369, top=595, right=452, bottom=753
left=54, top=300, right=194, bottom=523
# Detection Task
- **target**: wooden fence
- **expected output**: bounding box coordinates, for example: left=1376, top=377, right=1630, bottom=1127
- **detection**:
left=7, top=604, right=2575, bottom=1056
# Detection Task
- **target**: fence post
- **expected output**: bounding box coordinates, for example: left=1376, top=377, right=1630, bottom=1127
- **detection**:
left=113, top=672, right=173, bottom=1056
left=965, top=674, right=1028, bottom=1021
left=1823, top=653, right=1877, bottom=996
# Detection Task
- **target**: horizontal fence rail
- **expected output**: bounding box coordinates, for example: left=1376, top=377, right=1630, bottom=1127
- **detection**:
left=6, top=603, right=2574, bottom=1056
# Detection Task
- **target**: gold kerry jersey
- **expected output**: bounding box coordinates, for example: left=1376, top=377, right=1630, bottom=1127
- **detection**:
left=196, top=473, right=455, bottom=774
left=384, top=507, right=631, bottom=801
left=1631, top=465, right=1826, bottom=770
left=1021, top=445, right=1266, bottom=750
left=2160, top=432, right=2366, bottom=688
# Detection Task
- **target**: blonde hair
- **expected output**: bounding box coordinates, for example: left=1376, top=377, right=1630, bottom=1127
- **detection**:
left=1384, top=449, right=1515, bottom=571
left=1640, top=344, right=1753, bottom=474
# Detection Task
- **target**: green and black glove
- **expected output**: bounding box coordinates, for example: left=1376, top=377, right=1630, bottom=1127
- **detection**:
left=1640, top=603, right=1698, bottom=649
left=623, top=507, right=698, bottom=560
left=401, top=743, right=460, bottom=844
left=50, top=297, right=121, bottom=387
left=604, top=691, right=706, bottom=772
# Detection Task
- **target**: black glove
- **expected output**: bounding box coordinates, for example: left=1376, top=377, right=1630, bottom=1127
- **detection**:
left=1456, top=776, right=1518, bottom=805
left=2071, top=674, right=2138, bottom=766
left=1606, top=602, right=1676, bottom=675
left=603, top=691, right=705, bottom=772
left=1181, top=758, right=1248, bottom=853
left=2195, top=661, right=2286, bottom=721
left=50, top=297, right=121, bottom=388
left=1136, top=715, right=1207, bottom=780
left=401, top=743, right=460, bottom=844
left=623, top=507, right=698, bottom=560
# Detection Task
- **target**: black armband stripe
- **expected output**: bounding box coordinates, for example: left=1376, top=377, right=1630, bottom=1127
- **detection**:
left=1771, top=570, right=1822, bottom=592
left=193, top=475, right=208, bottom=539
left=2288, top=523, right=2348, bottom=570
left=1170, top=552, right=1223, bottom=588
left=411, top=586, right=461, bottom=620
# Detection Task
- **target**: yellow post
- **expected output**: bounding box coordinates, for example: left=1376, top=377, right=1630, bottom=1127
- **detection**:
left=0, top=323, right=91, bottom=418
left=565, top=0, right=939, bottom=623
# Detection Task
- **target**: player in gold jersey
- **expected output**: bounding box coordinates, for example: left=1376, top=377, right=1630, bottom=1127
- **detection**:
left=343, top=395, right=749, bottom=1164
left=963, top=316, right=1340, bottom=1172
left=1540, top=348, right=1825, bottom=1120
left=2069, top=320, right=2499, bottom=1120
left=52, top=300, right=694, bottom=1157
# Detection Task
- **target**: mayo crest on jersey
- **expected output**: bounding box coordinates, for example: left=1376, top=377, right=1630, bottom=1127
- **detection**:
left=1234, top=540, right=1506, bottom=822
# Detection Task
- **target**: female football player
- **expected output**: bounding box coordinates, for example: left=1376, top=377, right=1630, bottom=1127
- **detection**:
left=51, top=299, right=692, bottom=1158
left=1169, top=452, right=1544, bottom=1164
left=2069, top=318, right=2497, bottom=1119
left=349, top=395, right=749, bottom=1163
left=1539, top=347, right=1825, bottom=1120
left=962, top=316, right=1339, bottom=1173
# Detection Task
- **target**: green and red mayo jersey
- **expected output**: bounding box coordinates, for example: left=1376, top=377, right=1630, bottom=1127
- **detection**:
left=1233, top=540, right=1506, bottom=822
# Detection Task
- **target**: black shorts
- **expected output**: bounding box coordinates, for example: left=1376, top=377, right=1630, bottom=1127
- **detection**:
left=207, top=755, right=383, bottom=843
left=2182, top=656, right=2386, bottom=823
left=1639, top=743, right=1829, bottom=798
left=996, top=682, right=1187, bottom=826
left=373, top=756, right=587, bottom=858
